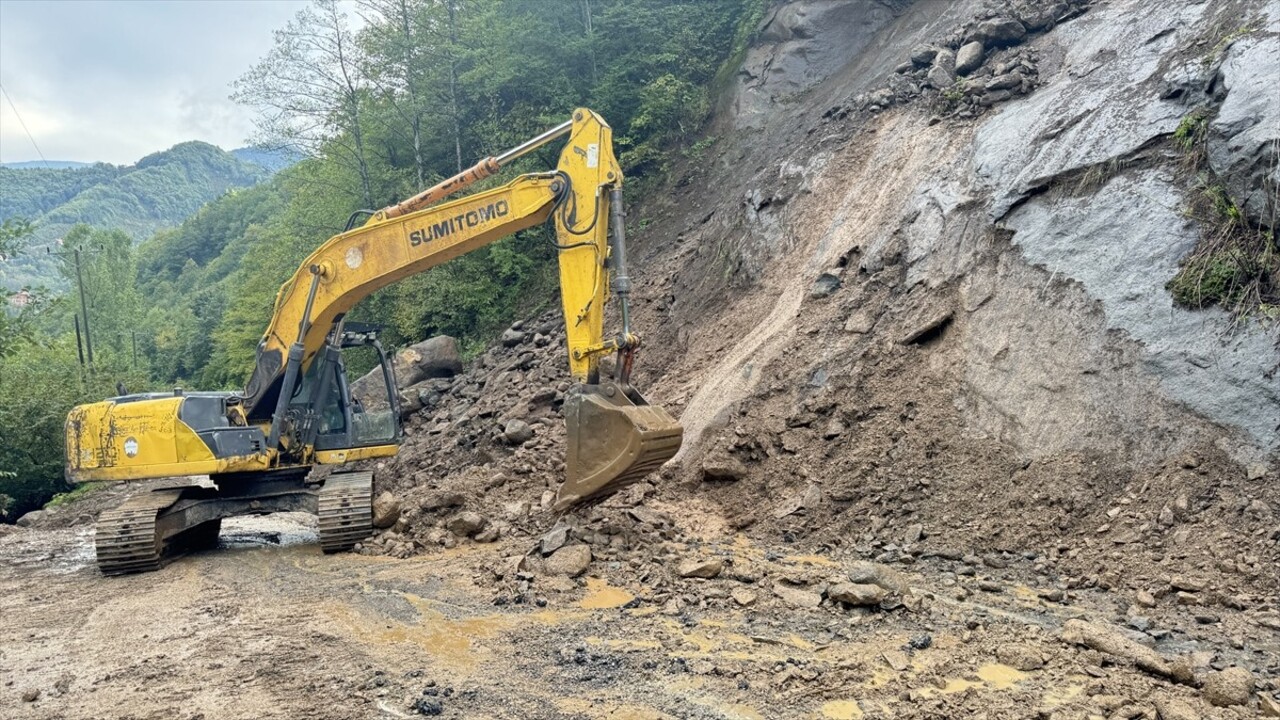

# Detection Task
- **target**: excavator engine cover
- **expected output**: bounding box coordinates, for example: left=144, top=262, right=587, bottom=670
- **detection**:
left=557, top=382, right=683, bottom=509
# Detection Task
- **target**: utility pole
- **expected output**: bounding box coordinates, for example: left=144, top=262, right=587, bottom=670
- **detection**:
left=49, top=242, right=102, bottom=365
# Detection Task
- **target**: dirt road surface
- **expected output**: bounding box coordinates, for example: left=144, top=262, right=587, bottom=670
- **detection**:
left=2, top=505, right=1274, bottom=720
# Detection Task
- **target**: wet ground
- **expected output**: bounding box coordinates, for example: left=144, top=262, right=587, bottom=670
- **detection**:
left=2, top=512, right=1272, bottom=719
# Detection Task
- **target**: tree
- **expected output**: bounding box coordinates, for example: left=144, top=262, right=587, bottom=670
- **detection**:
left=233, top=0, right=375, bottom=205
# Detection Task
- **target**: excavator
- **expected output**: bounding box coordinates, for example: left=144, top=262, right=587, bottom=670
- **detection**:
left=64, top=109, right=683, bottom=575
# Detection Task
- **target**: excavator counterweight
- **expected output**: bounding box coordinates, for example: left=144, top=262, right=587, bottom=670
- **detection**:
left=65, top=109, right=682, bottom=574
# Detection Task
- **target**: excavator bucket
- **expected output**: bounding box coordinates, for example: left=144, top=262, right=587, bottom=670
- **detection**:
left=556, top=382, right=683, bottom=510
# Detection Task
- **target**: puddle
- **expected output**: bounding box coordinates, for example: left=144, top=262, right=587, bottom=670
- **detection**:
left=820, top=700, right=864, bottom=719
left=1042, top=676, right=1088, bottom=707
left=220, top=512, right=318, bottom=547
left=580, top=577, right=634, bottom=609
left=977, top=663, right=1026, bottom=689
left=917, top=663, right=1027, bottom=698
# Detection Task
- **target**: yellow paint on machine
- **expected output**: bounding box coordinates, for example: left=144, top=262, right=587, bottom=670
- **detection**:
left=314, top=444, right=398, bottom=464
left=64, top=396, right=272, bottom=483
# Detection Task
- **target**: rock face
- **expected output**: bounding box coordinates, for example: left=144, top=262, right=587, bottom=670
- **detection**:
left=1208, top=34, right=1280, bottom=228
left=730, top=0, right=911, bottom=128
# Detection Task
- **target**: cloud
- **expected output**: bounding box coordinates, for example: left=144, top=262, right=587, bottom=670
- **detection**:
left=0, top=0, right=311, bottom=164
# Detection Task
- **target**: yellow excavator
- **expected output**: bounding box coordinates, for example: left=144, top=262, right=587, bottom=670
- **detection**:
left=64, top=109, right=683, bottom=575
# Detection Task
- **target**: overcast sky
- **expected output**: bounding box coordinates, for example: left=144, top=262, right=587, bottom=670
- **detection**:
left=0, top=0, right=312, bottom=165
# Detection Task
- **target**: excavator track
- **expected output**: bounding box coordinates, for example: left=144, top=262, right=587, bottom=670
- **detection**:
left=317, top=471, right=373, bottom=553
left=94, top=489, right=185, bottom=576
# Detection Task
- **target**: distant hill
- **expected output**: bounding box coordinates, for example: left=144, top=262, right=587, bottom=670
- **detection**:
left=231, top=147, right=302, bottom=174
left=0, top=160, right=91, bottom=170
left=0, top=142, right=268, bottom=291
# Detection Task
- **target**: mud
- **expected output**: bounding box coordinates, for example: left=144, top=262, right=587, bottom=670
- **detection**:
left=1, top=507, right=1274, bottom=719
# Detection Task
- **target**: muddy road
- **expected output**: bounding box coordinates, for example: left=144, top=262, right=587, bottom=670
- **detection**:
left=2, top=507, right=1274, bottom=720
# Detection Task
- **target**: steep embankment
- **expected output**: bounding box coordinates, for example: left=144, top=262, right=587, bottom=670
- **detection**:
left=359, top=0, right=1278, bottom=714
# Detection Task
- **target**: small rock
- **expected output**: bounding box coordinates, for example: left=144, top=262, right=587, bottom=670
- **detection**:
left=773, top=583, right=823, bottom=609
left=985, top=73, right=1022, bottom=91
left=975, top=18, right=1027, bottom=46
left=1152, top=695, right=1198, bottom=720
left=843, top=309, right=875, bottom=333
left=22, top=688, right=39, bottom=702
left=413, top=697, right=444, bottom=716
left=421, top=491, right=465, bottom=511
left=1247, top=462, right=1268, bottom=480
left=732, top=589, right=758, bottom=607
left=539, top=526, right=569, bottom=555
left=678, top=557, right=724, bottom=579
left=822, top=419, right=845, bottom=440
left=1170, top=576, right=1206, bottom=592
left=883, top=650, right=910, bottom=672
left=997, top=644, right=1045, bottom=671
left=1259, top=693, right=1280, bottom=717
left=545, top=544, right=592, bottom=577
left=1136, top=590, right=1157, bottom=608
left=1158, top=505, right=1176, bottom=526
left=956, top=41, right=985, bottom=75
left=702, top=456, right=747, bottom=482
left=473, top=525, right=500, bottom=543
left=501, top=419, right=534, bottom=445
left=910, top=44, right=938, bottom=66
left=372, top=492, right=401, bottom=529
left=828, top=582, right=887, bottom=606
left=500, top=328, right=526, bottom=347
left=847, top=561, right=909, bottom=595
left=810, top=272, right=841, bottom=299
left=903, top=523, right=924, bottom=544
left=1202, top=667, right=1254, bottom=707
left=444, top=511, right=487, bottom=537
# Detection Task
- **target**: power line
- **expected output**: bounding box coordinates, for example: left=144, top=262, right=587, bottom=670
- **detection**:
left=0, top=82, right=50, bottom=168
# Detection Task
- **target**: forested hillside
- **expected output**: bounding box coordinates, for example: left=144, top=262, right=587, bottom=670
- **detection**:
left=0, top=142, right=268, bottom=290
left=0, top=0, right=764, bottom=518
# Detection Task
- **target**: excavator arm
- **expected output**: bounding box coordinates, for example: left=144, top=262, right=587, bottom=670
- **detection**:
left=241, top=108, right=681, bottom=508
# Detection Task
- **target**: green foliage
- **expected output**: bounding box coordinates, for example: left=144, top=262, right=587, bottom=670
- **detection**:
left=0, top=338, right=144, bottom=520
left=1174, top=110, right=1208, bottom=153
left=0, top=142, right=266, bottom=292
left=45, top=482, right=104, bottom=509
left=1168, top=175, right=1279, bottom=319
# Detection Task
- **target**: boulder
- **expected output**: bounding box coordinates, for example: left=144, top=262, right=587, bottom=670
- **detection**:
left=1202, top=667, right=1255, bottom=707
left=996, top=644, right=1046, bottom=671
left=350, top=336, right=462, bottom=406
left=701, top=455, right=747, bottom=482
left=677, top=557, right=724, bottom=579
left=15, top=510, right=44, bottom=528
left=501, top=419, right=534, bottom=445
left=545, top=544, right=592, bottom=577
left=371, top=492, right=401, bottom=529
left=909, top=45, right=938, bottom=66
left=828, top=582, right=887, bottom=606
left=444, top=511, right=487, bottom=537
left=809, top=272, right=841, bottom=299
left=956, top=41, right=985, bottom=76
left=973, top=18, right=1027, bottom=47
left=501, top=328, right=526, bottom=347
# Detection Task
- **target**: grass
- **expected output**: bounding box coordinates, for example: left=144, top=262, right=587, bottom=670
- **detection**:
left=44, top=482, right=104, bottom=509
left=1167, top=112, right=1279, bottom=320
